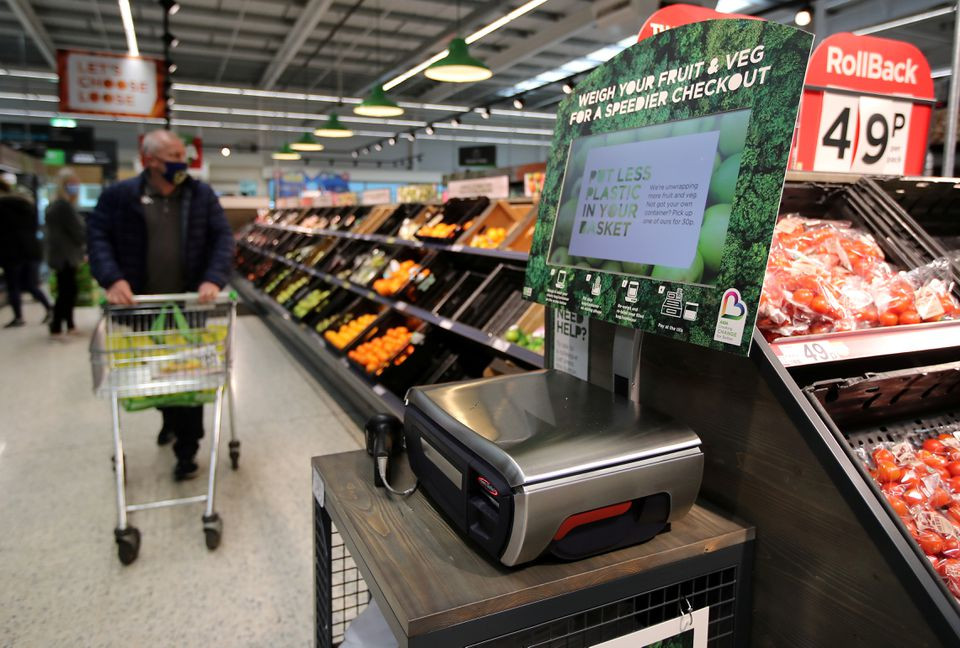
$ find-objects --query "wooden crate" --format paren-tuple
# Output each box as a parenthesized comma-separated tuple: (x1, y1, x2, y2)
(457, 199, 535, 248)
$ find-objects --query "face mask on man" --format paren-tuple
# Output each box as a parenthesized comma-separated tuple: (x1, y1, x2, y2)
(160, 161, 189, 185)
(65, 184, 80, 197)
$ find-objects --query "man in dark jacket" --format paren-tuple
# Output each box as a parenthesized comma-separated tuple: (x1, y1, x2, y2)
(0, 178, 52, 327)
(88, 129, 234, 480)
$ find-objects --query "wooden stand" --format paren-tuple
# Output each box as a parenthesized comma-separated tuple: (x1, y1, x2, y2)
(313, 450, 754, 647)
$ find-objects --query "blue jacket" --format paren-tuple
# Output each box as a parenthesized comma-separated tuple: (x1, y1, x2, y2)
(88, 172, 234, 293)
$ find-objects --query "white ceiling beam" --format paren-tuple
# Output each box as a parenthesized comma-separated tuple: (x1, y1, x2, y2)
(258, 0, 336, 89)
(4, 0, 57, 68)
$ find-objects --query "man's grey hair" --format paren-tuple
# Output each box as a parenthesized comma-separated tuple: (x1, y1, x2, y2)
(141, 129, 180, 156)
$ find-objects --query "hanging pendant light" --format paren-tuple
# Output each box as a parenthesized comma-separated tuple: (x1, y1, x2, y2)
(355, 0, 404, 117)
(424, 38, 492, 83)
(354, 84, 404, 117)
(314, 113, 354, 138)
(290, 131, 325, 151)
(272, 143, 301, 161)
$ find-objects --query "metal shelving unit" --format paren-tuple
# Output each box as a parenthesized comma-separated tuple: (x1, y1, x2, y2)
(252, 221, 531, 263)
(237, 240, 544, 368)
(234, 276, 406, 418)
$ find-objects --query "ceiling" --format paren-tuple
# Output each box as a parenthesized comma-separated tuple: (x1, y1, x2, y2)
(0, 0, 958, 160)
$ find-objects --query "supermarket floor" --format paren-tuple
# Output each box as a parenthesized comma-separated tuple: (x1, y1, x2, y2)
(0, 301, 365, 647)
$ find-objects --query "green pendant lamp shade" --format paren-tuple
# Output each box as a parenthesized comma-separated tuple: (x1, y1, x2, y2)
(424, 38, 492, 83)
(290, 131, 325, 151)
(271, 143, 301, 161)
(353, 84, 404, 117)
(314, 113, 354, 138)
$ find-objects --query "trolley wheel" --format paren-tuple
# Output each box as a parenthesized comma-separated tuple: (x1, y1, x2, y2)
(202, 513, 223, 550)
(115, 526, 141, 565)
(228, 440, 240, 470)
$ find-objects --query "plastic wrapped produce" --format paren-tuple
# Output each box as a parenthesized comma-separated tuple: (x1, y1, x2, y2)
(758, 217, 960, 340)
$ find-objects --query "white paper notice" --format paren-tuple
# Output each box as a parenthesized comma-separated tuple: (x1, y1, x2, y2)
(553, 309, 589, 380)
(850, 96, 912, 176)
(813, 92, 859, 172)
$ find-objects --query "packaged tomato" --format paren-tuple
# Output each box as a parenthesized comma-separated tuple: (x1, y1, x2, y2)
(760, 216, 960, 340)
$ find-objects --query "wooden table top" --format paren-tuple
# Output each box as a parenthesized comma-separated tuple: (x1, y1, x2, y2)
(313, 450, 753, 638)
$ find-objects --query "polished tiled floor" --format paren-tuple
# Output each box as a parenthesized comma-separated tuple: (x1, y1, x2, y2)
(0, 302, 363, 647)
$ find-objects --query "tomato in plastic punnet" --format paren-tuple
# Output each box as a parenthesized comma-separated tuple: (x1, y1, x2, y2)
(792, 288, 814, 306)
(904, 518, 920, 538)
(948, 462, 960, 478)
(924, 439, 948, 455)
(880, 311, 899, 327)
(904, 488, 927, 507)
(876, 461, 903, 483)
(885, 494, 910, 517)
(943, 537, 960, 559)
(900, 310, 922, 325)
(873, 448, 897, 464)
(937, 466, 953, 482)
(918, 530, 946, 555)
(810, 295, 831, 315)
(939, 557, 960, 576)
(948, 476, 960, 493)
(930, 487, 953, 509)
(919, 449, 948, 469)
(948, 504, 960, 527)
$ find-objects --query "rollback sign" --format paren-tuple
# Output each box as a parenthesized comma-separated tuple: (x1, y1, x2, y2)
(792, 33, 933, 175)
(522, 20, 812, 356)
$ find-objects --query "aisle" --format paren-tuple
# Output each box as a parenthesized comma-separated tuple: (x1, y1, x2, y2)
(0, 302, 363, 647)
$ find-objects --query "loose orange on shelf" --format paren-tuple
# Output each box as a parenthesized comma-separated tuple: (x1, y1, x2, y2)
(324, 313, 378, 349)
(373, 259, 422, 296)
(349, 326, 414, 374)
(469, 226, 508, 249)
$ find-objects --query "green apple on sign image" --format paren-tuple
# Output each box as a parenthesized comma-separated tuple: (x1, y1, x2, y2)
(524, 19, 813, 355)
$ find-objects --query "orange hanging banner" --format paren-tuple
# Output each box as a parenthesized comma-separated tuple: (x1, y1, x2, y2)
(58, 49, 166, 119)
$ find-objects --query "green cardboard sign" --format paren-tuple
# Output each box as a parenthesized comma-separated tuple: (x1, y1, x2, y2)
(522, 20, 813, 355)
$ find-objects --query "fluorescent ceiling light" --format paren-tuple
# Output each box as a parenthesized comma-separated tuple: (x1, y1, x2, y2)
(853, 6, 955, 36)
(0, 71, 553, 119)
(497, 35, 635, 98)
(0, 108, 553, 146)
(383, 0, 550, 91)
(434, 122, 552, 136)
(118, 0, 139, 57)
(0, 68, 58, 81)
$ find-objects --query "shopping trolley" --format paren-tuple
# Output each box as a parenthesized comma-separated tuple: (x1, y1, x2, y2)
(90, 292, 240, 565)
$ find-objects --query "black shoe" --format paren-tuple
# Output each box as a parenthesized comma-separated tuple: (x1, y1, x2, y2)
(157, 427, 174, 446)
(3, 319, 24, 328)
(174, 460, 199, 481)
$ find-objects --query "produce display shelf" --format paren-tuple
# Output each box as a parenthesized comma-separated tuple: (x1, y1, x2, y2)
(237, 241, 545, 369)
(770, 319, 960, 368)
(233, 276, 405, 418)
(252, 221, 530, 263)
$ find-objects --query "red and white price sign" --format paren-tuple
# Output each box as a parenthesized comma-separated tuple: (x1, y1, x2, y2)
(58, 49, 166, 119)
(637, 3, 759, 42)
(793, 33, 933, 176)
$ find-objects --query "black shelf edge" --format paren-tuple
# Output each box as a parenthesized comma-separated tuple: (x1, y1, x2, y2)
(233, 276, 405, 418)
(238, 241, 544, 369)
(253, 221, 530, 263)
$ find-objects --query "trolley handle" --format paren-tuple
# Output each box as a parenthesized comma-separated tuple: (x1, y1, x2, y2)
(100, 290, 238, 308)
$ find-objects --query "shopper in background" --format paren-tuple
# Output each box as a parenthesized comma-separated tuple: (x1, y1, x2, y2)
(0, 177, 52, 328)
(88, 129, 234, 480)
(45, 168, 86, 336)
